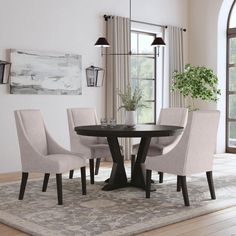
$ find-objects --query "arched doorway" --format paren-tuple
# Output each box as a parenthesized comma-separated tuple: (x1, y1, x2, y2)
(226, 0, 236, 152)
(217, 0, 235, 153)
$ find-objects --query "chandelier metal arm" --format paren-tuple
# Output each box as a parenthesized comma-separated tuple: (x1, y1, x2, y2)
(95, 0, 166, 56)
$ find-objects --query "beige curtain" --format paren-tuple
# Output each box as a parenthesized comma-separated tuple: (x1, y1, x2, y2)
(105, 16, 132, 160)
(168, 26, 186, 107)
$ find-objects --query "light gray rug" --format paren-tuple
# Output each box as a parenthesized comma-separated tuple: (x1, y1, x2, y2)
(0, 154, 236, 236)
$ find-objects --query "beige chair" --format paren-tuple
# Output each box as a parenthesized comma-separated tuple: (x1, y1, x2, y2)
(145, 110, 220, 206)
(67, 108, 112, 184)
(132, 107, 188, 182)
(15, 109, 86, 205)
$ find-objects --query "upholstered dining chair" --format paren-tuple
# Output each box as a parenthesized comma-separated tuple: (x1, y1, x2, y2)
(15, 109, 86, 205)
(145, 110, 220, 206)
(67, 107, 113, 184)
(132, 107, 188, 182)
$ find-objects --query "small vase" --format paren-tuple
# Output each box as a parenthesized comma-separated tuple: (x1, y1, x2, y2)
(125, 110, 137, 128)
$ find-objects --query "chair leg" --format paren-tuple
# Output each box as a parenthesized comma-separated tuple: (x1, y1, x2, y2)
(95, 158, 101, 175)
(56, 174, 63, 205)
(42, 173, 50, 192)
(69, 170, 74, 179)
(146, 169, 152, 198)
(158, 172, 163, 183)
(89, 159, 95, 184)
(131, 154, 136, 176)
(19, 172, 28, 200)
(206, 171, 216, 200)
(180, 176, 190, 206)
(177, 175, 181, 192)
(81, 167, 86, 195)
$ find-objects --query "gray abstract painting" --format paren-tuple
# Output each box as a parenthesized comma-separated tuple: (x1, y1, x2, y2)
(10, 49, 82, 95)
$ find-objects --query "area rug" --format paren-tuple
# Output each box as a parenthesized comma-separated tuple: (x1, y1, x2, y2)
(0, 154, 236, 236)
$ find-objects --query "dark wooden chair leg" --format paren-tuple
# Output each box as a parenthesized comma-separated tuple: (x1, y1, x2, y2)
(19, 172, 28, 200)
(180, 176, 190, 206)
(131, 154, 136, 176)
(81, 167, 86, 195)
(95, 158, 101, 175)
(158, 172, 163, 183)
(69, 170, 74, 179)
(42, 173, 50, 192)
(56, 174, 63, 205)
(177, 175, 181, 192)
(89, 159, 95, 184)
(206, 171, 216, 200)
(146, 169, 152, 198)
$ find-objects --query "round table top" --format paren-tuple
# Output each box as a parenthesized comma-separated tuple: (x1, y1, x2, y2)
(75, 124, 183, 138)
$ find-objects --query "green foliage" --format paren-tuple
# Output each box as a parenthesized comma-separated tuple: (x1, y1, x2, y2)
(172, 64, 221, 110)
(118, 84, 146, 111)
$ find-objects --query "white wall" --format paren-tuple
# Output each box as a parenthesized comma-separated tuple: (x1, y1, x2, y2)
(188, 0, 230, 153)
(189, 0, 223, 71)
(188, 0, 223, 111)
(0, 0, 189, 173)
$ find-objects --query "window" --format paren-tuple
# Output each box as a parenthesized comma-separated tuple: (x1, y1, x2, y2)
(229, 1, 236, 28)
(131, 31, 156, 124)
(226, 0, 236, 152)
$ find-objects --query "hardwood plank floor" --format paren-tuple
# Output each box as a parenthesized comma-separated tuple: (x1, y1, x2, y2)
(137, 207, 236, 236)
(0, 165, 236, 236)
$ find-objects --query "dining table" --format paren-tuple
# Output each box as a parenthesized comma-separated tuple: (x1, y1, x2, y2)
(75, 124, 183, 191)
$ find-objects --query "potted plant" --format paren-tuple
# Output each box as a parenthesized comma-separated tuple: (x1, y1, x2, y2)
(172, 64, 221, 110)
(118, 84, 146, 127)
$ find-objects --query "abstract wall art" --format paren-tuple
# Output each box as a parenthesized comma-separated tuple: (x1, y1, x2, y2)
(10, 49, 82, 95)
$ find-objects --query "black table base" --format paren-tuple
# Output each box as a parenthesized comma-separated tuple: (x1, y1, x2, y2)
(102, 137, 127, 191)
(75, 124, 183, 192)
(102, 136, 151, 191)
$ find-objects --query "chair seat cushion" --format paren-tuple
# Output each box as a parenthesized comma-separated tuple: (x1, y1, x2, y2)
(97, 137, 108, 144)
(132, 143, 163, 156)
(37, 154, 86, 174)
(89, 144, 111, 158)
(145, 155, 180, 175)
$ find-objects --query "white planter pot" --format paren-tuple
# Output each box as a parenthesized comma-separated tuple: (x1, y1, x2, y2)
(125, 110, 137, 127)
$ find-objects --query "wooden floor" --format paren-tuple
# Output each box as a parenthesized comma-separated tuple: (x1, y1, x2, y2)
(0, 169, 236, 236)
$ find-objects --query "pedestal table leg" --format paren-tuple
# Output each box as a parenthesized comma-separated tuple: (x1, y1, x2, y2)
(102, 137, 128, 191)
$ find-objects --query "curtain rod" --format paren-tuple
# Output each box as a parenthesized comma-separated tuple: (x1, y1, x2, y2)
(103, 15, 187, 32)
(130, 20, 187, 32)
(131, 19, 167, 29)
(103, 15, 166, 28)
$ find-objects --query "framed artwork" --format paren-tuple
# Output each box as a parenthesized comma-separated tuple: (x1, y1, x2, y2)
(10, 49, 82, 95)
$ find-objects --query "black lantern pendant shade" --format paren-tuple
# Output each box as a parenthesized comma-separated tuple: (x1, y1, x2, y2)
(94, 37, 110, 47)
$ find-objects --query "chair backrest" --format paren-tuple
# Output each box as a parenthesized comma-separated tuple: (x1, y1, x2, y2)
(146, 110, 220, 176)
(15, 109, 48, 157)
(67, 108, 99, 154)
(183, 110, 220, 175)
(158, 107, 188, 126)
(69, 108, 99, 126)
(155, 107, 188, 146)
